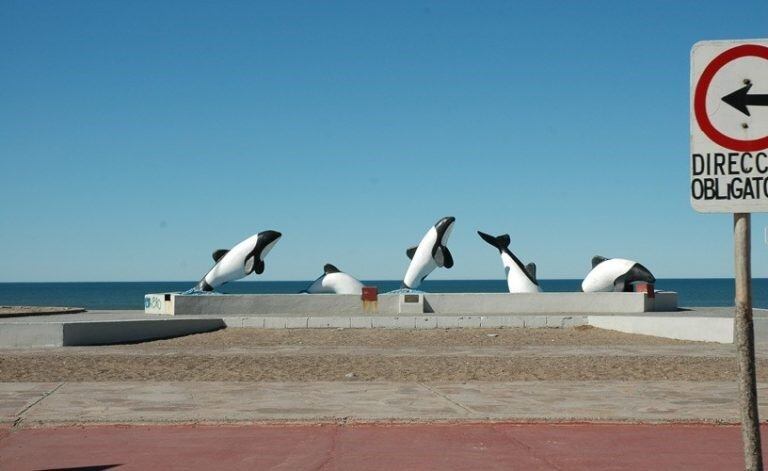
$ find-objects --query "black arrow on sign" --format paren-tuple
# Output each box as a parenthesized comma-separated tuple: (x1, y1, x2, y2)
(722, 83, 768, 117)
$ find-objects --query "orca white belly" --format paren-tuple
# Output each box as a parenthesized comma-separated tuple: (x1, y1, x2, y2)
(403, 227, 439, 289)
(581, 258, 636, 292)
(307, 273, 364, 295)
(501, 253, 540, 293)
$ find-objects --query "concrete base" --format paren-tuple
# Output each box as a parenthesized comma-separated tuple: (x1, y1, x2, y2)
(589, 313, 734, 343)
(146, 291, 679, 316)
(220, 314, 586, 329)
(398, 293, 424, 314)
(0, 311, 225, 348)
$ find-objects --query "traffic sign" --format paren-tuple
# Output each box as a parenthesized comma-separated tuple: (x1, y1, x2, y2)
(692, 40, 767, 470)
(691, 39, 768, 213)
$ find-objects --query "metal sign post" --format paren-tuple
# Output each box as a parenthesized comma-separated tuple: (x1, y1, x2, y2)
(691, 40, 768, 470)
(734, 212, 763, 470)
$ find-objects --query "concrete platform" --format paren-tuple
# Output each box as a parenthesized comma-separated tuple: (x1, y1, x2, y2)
(0, 311, 225, 348)
(0, 306, 762, 347)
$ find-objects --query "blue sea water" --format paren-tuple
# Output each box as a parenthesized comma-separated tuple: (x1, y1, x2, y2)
(0, 279, 766, 310)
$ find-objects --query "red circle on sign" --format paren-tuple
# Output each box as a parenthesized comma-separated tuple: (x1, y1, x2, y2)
(694, 44, 768, 152)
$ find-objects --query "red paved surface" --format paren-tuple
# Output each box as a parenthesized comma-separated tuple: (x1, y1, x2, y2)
(0, 423, 766, 470)
(0, 425, 10, 447)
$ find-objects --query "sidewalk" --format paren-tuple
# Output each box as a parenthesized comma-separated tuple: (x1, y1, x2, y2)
(3, 381, 768, 425)
(3, 380, 768, 469)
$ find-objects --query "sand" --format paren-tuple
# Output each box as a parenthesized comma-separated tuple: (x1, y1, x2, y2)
(143, 325, 698, 347)
(1, 326, 756, 383)
(0, 306, 85, 317)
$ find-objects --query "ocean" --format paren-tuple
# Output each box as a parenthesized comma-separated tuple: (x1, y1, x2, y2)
(0, 279, 766, 310)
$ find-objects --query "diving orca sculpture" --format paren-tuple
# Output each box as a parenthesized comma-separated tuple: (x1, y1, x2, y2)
(402, 216, 456, 290)
(194, 230, 282, 291)
(581, 256, 655, 292)
(477, 231, 540, 293)
(304, 264, 364, 295)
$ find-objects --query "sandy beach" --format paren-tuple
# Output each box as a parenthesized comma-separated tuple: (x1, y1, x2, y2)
(0, 306, 84, 317)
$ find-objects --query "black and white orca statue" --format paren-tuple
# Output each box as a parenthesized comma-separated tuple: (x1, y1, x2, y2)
(477, 231, 540, 293)
(303, 264, 364, 295)
(194, 230, 282, 292)
(581, 256, 655, 292)
(402, 216, 456, 290)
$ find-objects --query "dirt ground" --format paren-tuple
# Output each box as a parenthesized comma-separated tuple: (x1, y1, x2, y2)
(0, 327, 757, 383)
(0, 306, 84, 317)
(144, 325, 697, 347)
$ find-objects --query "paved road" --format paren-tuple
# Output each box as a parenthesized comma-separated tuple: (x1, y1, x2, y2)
(1, 422, 766, 470)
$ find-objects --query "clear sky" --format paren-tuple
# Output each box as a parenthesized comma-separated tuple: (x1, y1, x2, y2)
(3, 0, 768, 282)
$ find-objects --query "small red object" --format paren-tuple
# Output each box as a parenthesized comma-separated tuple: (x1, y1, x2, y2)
(361, 287, 378, 301)
(634, 283, 655, 298)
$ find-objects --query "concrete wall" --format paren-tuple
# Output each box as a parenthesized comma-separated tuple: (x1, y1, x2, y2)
(219, 314, 588, 329)
(150, 292, 677, 316)
(424, 293, 648, 314)
(173, 294, 399, 316)
(0, 318, 226, 348)
(752, 318, 768, 345)
(588, 314, 734, 343)
(145, 293, 174, 315)
(62, 319, 225, 346)
(644, 292, 678, 312)
(0, 323, 64, 348)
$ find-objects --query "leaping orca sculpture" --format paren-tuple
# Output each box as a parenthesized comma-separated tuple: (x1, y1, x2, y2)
(194, 230, 282, 291)
(477, 231, 540, 293)
(402, 216, 456, 290)
(303, 264, 364, 295)
(581, 256, 655, 292)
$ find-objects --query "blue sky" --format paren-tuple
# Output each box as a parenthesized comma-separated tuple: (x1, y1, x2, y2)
(2, 0, 768, 282)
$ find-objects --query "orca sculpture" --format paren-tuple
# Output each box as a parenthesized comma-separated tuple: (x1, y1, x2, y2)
(477, 231, 540, 293)
(581, 256, 655, 292)
(402, 216, 456, 290)
(194, 230, 282, 291)
(304, 264, 364, 295)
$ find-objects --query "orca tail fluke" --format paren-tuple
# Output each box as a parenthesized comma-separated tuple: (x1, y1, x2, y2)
(477, 231, 510, 252)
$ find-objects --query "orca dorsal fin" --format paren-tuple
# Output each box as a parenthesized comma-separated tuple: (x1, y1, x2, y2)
(525, 263, 537, 281)
(212, 249, 229, 263)
(592, 256, 609, 268)
(435, 246, 454, 269)
(406, 246, 418, 260)
(324, 263, 340, 274)
(477, 231, 510, 251)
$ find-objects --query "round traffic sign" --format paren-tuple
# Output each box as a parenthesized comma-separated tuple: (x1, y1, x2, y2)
(693, 44, 768, 152)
